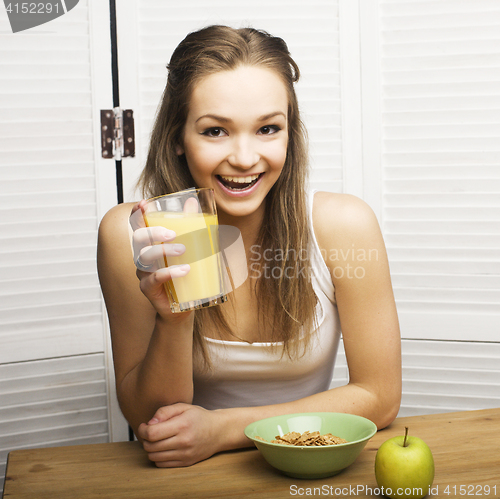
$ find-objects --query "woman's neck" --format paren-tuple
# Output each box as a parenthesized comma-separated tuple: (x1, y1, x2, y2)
(217, 202, 265, 252)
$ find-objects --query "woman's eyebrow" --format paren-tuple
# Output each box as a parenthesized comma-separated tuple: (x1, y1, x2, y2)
(196, 114, 231, 123)
(258, 111, 286, 121)
(195, 111, 286, 123)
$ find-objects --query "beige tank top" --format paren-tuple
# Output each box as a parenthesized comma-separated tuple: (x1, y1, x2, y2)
(192, 191, 342, 409)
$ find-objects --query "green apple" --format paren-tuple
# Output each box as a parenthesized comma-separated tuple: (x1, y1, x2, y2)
(375, 427, 434, 499)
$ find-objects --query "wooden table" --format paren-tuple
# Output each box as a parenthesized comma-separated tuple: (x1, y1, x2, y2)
(3, 408, 499, 498)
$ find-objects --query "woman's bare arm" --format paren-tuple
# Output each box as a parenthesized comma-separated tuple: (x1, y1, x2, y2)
(97, 202, 196, 434)
(203, 192, 402, 451)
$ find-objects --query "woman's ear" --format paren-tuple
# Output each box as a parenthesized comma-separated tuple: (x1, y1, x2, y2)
(175, 144, 184, 155)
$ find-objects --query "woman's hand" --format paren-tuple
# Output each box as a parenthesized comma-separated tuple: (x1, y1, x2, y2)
(129, 200, 190, 318)
(137, 404, 225, 468)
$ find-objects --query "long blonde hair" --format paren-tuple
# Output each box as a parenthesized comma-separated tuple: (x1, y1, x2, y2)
(139, 25, 317, 361)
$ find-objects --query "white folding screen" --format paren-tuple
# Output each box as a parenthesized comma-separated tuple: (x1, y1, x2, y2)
(373, 0, 500, 415)
(0, 1, 112, 364)
(0, 0, 119, 490)
(378, 0, 500, 342)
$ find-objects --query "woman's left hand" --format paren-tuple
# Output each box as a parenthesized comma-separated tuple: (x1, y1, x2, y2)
(137, 403, 224, 467)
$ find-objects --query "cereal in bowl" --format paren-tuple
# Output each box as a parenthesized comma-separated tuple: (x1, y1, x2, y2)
(257, 430, 347, 446)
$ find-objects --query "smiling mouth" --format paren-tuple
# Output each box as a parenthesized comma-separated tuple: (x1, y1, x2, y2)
(216, 173, 263, 190)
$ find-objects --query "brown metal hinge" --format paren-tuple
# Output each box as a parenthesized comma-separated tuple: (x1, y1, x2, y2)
(100, 108, 135, 159)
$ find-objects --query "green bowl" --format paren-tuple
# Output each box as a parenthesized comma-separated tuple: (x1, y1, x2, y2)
(244, 412, 377, 479)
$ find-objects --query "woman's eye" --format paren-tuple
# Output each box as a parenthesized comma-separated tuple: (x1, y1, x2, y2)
(258, 125, 281, 135)
(202, 127, 227, 137)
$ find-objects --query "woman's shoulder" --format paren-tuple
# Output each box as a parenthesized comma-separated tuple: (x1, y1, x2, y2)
(98, 202, 137, 241)
(97, 202, 137, 267)
(97, 202, 139, 293)
(312, 191, 379, 232)
(311, 191, 381, 253)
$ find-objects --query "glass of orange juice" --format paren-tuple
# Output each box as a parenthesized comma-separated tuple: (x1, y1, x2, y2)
(143, 188, 228, 313)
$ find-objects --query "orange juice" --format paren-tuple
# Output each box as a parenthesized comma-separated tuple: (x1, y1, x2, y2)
(145, 211, 225, 307)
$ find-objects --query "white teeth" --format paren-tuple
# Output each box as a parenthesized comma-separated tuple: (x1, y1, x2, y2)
(220, 174, 260, 183)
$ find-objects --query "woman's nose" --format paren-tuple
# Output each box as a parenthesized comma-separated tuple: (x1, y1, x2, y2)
(228, 136, 259, 169)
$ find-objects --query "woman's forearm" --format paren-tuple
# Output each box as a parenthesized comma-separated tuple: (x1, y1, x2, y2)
(215, 382, 400, 453)
(117, 313, 195, 431)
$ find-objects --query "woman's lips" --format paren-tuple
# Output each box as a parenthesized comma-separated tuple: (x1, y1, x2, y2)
(216, 173, 264, 197)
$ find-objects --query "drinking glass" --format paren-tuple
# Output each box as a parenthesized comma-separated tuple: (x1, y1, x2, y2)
(143, 188, 228, 313)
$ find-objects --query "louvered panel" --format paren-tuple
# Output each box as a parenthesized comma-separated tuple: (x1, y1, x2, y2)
(0, 92, 92, 109)
(387, 207, 500, 220)
(385, 220, 498, 234)
(0, 118, 91, 137)
(388, 247, 499, 265)
(379, 1, 500, 342)
(2, 107, 91, 122)
(1, 421, 108, 453)
(2, 244, 98, 266)
(388, 236, 500, 253)
(386, 178, 500, 193)
(389, 260, 499, 275)
(0, 0, 101, 367)
(0, 190, 96, 209)
(398, 339, 500, 417)
(0, 164, 96, 182)
(4, 63, 91, 80)
(2, 231, 96, 252)
(395, 287, 500, 305)
(403, 337, 500, 364)
(0, 354, 109, 493)
(0, 382, 107, 422)
(1, 273, 98, 294)
(396, 301, 497, 315)
(384, 152, 499, 166)
(384, 108, 500, 125)
(2, 149, 94, 165)
(332, 339, 500, 415)
(0, 394, 108, 422)
(385, 192, 500, 204)
(392, 273, 499, 289)
(0, 286, 101, 311)
(385, 163, 500, 182)
(0, 260, 97, 282)
(0, 311, 104, 359)
(136, 0, 342, 193)
(404, 380, 499, 399)
(385, 123, 500, 140)
(399, 393, 500, 417)
(403, 367, 500, 387)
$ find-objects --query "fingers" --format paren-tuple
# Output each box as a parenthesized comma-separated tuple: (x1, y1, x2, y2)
(129, 200, 147, 230)
(146, 448, 194, 468)
(138, 266, 190, 303)
(183, 196, 199, 214)
(134, 225, 176, 248)
(136, 241, 185, 271)
(149, 403, 190, 425)
(137, 403, 191, 445)
(131, 210, 184, 272)
(138, 418, 197, 468)
(142, 438, 197, 468)
(137, 404, 216, 468)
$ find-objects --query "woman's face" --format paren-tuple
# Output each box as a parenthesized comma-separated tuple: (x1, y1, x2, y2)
(177, 65, 289, 220)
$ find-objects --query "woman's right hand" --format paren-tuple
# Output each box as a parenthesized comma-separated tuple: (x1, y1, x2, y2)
(129, 200, 190, 319)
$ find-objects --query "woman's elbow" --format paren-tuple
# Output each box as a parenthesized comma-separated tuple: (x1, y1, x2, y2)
(375, 390, 401, 430)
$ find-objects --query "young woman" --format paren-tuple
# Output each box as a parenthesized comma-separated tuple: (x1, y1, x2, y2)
(97, 25, 401, 468)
